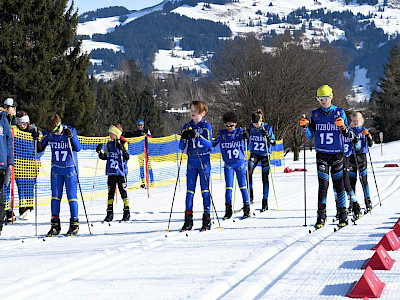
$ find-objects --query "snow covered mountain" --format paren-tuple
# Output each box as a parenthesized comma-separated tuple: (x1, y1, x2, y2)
(78, 0, 400, 101)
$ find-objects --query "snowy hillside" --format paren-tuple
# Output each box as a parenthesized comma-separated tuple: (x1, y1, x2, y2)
(78, 0, 400, 99)
(1, 141, 400, 299)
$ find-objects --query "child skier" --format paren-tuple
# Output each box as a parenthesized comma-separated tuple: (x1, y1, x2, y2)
(349, 112, 373, 212)
(179, 100, 213, 231)
(247, 109, 276, 212)
(96, 124, 130, 222)
(300, 85, 350, 229)
(213, 111, 250, 219)
(32, 113, 82, 236)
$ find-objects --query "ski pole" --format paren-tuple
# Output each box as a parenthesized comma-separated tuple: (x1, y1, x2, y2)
(302, 115, 307, 226)
(263, 135, 279, 211)
(365, 133, 382, 206)
(67, 137, 92, 235)
(166, 140, 187, 232)
(34, 139, 38, 236)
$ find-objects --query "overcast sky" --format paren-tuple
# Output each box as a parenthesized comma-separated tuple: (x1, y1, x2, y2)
(69, 0, 163, 14)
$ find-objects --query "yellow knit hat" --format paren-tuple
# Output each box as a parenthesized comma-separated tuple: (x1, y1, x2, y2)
(317, 85, 333, 98)
(108, 125, 122, 139)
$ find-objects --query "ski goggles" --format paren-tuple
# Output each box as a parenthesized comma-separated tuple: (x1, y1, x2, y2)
(50, 122, 62, 133)
(316, 96, 331, 102)
(225, 123, 236, 128)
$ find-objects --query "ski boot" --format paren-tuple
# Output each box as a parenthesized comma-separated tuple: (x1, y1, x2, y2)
(337, 207, 348, 228)
(223, 203, 233, 220)
(260, 199, 268, 212)
(121, 206, 130, 222)
(315, 205, 326, 229)
(47, 218, 61, 237)
(104, 204, 113, 222)
(66, 218, 79, 236)
(201, 212, 211, 231)
(250, 188, 254, 204)
(181, 211, 193, 231)
(19, 207, 33, 220)
(365, 198, 372, 213)
(5, 210, 16, 224)
(352, 202, 361, 221)
(242, 204, 251, 219)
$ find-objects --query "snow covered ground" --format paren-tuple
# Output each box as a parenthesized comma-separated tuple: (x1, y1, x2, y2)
(1, 141, 400, 299)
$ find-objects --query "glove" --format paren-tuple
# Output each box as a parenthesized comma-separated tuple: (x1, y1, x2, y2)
(181, 130, 190, 140)
(96, 143, 103, 152)
(31, 128, 40, 140)
(4, 166, 12, 187)
(334, 117, 345, 128)
(64, 127, 73, 139)
(351, 133, 359, 144)
(116, 140, 125, 151)
(189, 129, 200, 139)
(261, 127, 270, 138)
(300, 118, 309, 128)
(362, 128, 371, 137)
(242, 129, 250, 140)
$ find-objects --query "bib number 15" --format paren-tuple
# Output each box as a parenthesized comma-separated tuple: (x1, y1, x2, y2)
(319, 133, 334, 145)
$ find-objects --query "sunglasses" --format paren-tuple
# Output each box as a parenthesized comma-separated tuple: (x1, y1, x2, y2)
(225, 124, 236, 128)
(51, 122, 62, 133)
(316, 96, 331, 102)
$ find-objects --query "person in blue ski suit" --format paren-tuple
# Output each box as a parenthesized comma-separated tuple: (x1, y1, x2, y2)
(341, 119, 362, 220)
(247, 109, 276, 212)
(179, 100, 213, 231)
(33, 113, 82, 236)
(96, 124, 130, 222)
(0, 109, 14, 235)
(213, 111, 250, 219)
(349, 112, 373, 212)
(300, 85, 350, 229)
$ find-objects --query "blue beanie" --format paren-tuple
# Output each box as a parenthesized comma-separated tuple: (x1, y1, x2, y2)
(137, 119, 144, 125)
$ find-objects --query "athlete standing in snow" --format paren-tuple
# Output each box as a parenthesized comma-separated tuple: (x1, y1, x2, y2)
(213, 111, 250, 219)
(32, 113, 82, 236)
(247, 109, 276, 212)
(300, 85, 350, 229)
(0, 109, 14, 235)
(349, 112, 373, 212)
(179, 100, 213, 231)
(96, 124, 130, 222)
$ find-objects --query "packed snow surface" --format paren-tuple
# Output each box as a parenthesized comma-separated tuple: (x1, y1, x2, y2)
(2, 141, 400, 299)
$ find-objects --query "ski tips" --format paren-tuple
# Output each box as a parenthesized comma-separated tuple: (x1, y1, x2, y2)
(219, 227, 224, 230)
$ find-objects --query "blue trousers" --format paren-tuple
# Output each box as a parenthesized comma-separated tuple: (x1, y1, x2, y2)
(224, 161, 249, 205)
(51, 166, 78, 220)
(185, 155, 211, 213)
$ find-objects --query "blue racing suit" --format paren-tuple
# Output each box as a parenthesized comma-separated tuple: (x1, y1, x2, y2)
(179, 120, 213, 213)
(39, 125, 82, 220)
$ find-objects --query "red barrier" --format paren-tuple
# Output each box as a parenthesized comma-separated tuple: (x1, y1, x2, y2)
(384, 164, 399, 167)
(293, 168, 307, 172)
(372, 230, 400, 251)
(362, 245, 395, 271)
(347, 266, 385, 298)
(393, 221, 400, 236)
(283, 167, 293, 173)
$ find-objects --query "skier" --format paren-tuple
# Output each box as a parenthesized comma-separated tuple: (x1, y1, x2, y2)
(0, 109, 14, 235)
(125, 119, 153, 188)
(96, 124, 130, 222)
(32, 113, 82, 236)
(349, 112, 373, 212)
(247, 109, 276, 212)
(300, 85, 350, 229)
(3, 98, 17, 222)
(341, 114, 362, 220)
(213, 111, 250, 219)
(179, 100, 213, 231)
(15, 111, 42, 219)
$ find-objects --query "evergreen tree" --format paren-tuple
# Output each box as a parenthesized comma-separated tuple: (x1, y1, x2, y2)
(0, 0, 94, 133)
(372, 44, 400, 141)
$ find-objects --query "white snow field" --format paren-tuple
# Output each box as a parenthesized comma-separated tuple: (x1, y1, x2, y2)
(1, 141, 400, 299)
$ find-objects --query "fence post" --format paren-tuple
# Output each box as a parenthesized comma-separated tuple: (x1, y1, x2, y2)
(11, 127, 15, 223)
(144, 136, 150, 198)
